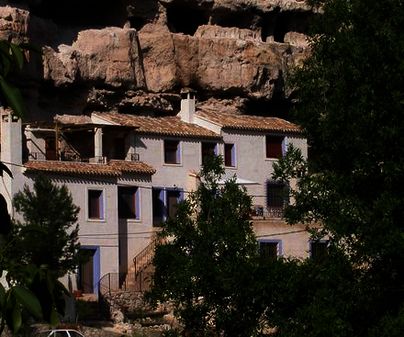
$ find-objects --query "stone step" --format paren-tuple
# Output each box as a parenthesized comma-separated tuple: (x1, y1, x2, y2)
(126, 309, 169, 320)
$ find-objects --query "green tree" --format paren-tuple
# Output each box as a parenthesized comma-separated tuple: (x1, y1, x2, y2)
(1, 40, 71, 335)
(268, 0, 404, 336)
(0, 40, 50, 336)
(8, 175, 80, 277)
(148, 156, 262, 337)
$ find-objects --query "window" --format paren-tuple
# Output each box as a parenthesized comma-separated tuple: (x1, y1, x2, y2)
(88, 189, 104, 220)
(152, 188, 183, 226)
(164, 140, 181, 164)
(53, 332, 68, 337)
(259, 240, 282, 260)
(310, 241, 328, 261)
(266, 135, 284, 159)
(201, 142, 217, 164)
(224, 143, 235, 167)
(118, 186, 139, 219)
(267, 181, 288, 217)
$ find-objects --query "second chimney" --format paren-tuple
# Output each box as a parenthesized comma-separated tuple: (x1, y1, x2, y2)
(179, 88, 196, 124)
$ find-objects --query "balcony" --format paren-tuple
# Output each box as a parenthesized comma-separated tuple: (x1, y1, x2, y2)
(251, 205, 285, 219)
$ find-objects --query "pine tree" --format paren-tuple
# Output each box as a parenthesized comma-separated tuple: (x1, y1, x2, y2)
(9, 175, 80, 277)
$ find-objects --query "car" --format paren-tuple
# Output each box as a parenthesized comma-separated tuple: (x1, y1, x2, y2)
(35, 329, 85, 337)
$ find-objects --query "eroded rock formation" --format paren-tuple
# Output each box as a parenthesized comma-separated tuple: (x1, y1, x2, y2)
(0, 0, 315, 120)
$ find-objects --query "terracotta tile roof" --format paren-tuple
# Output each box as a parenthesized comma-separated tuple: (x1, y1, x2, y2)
(24, 160, 155, 176)
(92, 112, 220, 139)
(196, 110, 302, 134)
(108, 160, 156, 175)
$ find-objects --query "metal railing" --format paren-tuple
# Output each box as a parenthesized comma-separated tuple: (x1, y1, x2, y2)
(99, 272, 134, 295)
(98, 271, 154, 295)
(133, 238, 158, 276)
(130, 153, 140, 161)
(251, 205, 285, 219)
(89, 156, 108, 164)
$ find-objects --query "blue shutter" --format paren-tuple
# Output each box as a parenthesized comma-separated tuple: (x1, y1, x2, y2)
(282, 137, 287, 156)
(160, 189, 166, 220)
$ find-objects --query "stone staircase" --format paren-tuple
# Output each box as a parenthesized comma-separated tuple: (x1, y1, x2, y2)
(126, 238, 158, 292)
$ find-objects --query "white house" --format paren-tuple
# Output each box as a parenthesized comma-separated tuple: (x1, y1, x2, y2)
(0, 91, 314, 296)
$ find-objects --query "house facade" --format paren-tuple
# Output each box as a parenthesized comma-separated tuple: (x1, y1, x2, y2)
(0, 92, 312, 295)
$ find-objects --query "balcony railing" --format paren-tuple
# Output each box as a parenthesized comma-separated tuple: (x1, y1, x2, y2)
(130, 153, 140, 161)
(251, 205, 285, 219)
(89, 156, 108, 164)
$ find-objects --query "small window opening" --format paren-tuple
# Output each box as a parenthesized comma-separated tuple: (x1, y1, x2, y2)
(224, 143, 235, 167)
(266, 135, 284, 159)
(88, 190, 104, 220)
(164, 140, 180, 164)
(118, 187, 139, 219)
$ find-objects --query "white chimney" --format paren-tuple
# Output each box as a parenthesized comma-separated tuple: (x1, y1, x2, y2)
(179, 88, 196, 124)
(0, 107, 23, 215)
(0, 108, 22, 168)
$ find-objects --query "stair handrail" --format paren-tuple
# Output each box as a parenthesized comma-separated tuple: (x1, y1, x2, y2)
(133, 238, 159, 276)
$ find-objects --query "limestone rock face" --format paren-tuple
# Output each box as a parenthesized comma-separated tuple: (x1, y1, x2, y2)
(0, 6, 29, 42)
(0, 0, 315, 118)
(212, 0, 310, 12)
(140, 24, 307, 99)
(43, 27, 146, 89)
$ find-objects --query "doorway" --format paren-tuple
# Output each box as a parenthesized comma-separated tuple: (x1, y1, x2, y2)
(78, 247, 100, 294)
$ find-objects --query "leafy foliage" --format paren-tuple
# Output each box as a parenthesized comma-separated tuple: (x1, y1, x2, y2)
(269, 0, 404, 336)
(0, 39, 70, 335)
(7, 175, 80, 277)
(148, 156, 262, 337)
(1, 176, 78, 333)
(0, 40, 32, 117)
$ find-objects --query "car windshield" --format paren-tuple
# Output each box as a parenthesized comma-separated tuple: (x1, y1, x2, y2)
(68, 331, 84, 337)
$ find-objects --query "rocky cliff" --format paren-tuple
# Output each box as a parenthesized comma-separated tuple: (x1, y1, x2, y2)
(0, 0, 314, 121)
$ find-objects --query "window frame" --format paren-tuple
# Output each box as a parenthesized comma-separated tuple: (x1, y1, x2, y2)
(117, 186, 140, 220)
(266, 180, 289, 208)
(163, 139, 181, 165)
(152, 187, 184, 226)
(201, 141, 218, 165)
(87, 188, 105, 221)
(224, 143, 236, 168)
(309, 240, 329, 260)
(265, 135, 286, 160)
(258, 239, 283, 260)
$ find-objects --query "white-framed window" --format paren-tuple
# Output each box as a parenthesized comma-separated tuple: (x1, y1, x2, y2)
(118, 186, 140, 220)
(266, 135, 286, 159)
(164, 140, 181, 164)
(259, 240, 282, 260)
(88, 189, 105, 220)
(224, 143, 236, 167)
